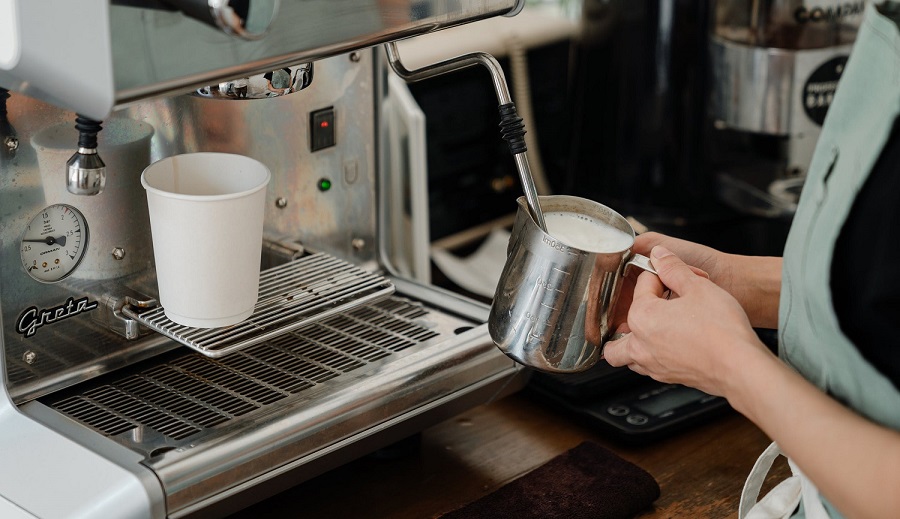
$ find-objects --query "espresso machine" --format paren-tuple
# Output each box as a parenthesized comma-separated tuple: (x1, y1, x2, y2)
(710, 0, 865, 218)
(0, 2, 533, 517)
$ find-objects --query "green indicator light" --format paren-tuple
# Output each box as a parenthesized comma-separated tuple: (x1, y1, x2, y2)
(318, 178, 332, 192)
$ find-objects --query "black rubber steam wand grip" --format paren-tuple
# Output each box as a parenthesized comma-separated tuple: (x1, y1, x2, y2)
(74, 115, 102, 149)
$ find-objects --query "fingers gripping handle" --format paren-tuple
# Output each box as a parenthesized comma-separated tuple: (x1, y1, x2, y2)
(625, 253, 657, 276)
(624, 253, 672, 301)
(602, 255, 662, 354)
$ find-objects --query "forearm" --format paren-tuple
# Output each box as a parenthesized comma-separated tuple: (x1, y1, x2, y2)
(726, 347, 900, 519)
(725, 255, 782, 329)
(633, 233, 782, 328)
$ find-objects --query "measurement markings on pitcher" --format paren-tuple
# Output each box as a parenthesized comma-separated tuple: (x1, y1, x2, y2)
(535, 277, 564, 293)
(541, 235, 579, 256)
(534, 267, 569, 294)
(513, 311, 542, 342)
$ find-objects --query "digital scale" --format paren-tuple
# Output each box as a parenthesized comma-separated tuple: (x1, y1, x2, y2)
(527, 360, 732, 444)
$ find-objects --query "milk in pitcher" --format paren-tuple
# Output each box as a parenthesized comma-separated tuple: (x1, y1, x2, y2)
(544, 211, 633, 253)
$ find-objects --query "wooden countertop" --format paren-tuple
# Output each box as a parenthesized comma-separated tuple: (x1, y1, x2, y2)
(234, 390, 790, 518)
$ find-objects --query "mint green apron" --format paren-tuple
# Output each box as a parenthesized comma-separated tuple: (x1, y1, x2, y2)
(741, 4, 900, 518)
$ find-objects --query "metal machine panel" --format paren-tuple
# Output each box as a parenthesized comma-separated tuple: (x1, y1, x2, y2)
(0, 52, 380, 403)
(0, 0, 524, 119)
(0, 2, 532, 517)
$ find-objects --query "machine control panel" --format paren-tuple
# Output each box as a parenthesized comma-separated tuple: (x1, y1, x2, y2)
(310, 107, 336, 151)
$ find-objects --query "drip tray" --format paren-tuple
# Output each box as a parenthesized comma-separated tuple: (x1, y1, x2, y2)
(47, 296, 450, 454)
(123, 252, 394, 358)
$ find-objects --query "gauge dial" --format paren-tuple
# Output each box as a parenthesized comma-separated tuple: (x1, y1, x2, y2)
(20, 204, 89, 283)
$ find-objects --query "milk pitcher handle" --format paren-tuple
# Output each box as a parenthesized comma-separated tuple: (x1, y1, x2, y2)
(624, 254, 671, 300)
(624, 253, 658, 276)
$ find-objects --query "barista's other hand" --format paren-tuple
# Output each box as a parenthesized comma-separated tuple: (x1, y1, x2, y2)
(633, 232, 730, 287)
(603, 246, 769, 398)
(611, 232, 716, 331)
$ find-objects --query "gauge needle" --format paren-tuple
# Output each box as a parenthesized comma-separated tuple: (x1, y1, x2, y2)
(23, 235, 67, 247)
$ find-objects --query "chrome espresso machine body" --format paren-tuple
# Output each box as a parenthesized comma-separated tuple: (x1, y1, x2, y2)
(0, 2, 529, 518)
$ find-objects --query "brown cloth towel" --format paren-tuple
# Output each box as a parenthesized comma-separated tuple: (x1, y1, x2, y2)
(440, 441, 660, 519)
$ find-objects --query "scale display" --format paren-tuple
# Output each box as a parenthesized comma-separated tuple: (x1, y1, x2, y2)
(20, 204, 89, 283)
(528, 365, 730, 443)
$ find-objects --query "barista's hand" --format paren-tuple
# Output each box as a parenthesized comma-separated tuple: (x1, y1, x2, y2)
(612, 232, 722, 330)
(633, 232, 732, 287)
(603, 246, 771, 397)
(611, 232, 782, 330)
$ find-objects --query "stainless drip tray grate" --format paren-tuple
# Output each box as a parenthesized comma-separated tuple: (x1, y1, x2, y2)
(123, 253, 394, 357)
(46, 296, 448, 451)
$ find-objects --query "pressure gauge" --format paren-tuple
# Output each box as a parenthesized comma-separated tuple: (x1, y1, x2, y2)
(20, 204, 89, 283)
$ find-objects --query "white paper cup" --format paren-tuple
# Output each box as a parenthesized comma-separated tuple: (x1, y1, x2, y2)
(141, 153, 271, 328)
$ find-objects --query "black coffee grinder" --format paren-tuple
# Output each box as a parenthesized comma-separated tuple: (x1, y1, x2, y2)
(564, 0, 716, 235)
(709, 0, 864, 222)
(563, 0, 863, 256)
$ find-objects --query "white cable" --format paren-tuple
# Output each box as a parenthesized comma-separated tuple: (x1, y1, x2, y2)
(507, 34, 553, 196)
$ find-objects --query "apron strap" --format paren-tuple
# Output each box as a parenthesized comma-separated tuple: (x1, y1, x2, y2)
(740, 442, 831, 519)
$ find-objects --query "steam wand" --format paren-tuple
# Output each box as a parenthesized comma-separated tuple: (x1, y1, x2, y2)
(384, 42, 547, 232)
(66, 115, 106, 195)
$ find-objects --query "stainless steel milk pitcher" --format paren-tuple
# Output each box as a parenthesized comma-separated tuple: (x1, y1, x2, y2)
(488, 195, 656, 373)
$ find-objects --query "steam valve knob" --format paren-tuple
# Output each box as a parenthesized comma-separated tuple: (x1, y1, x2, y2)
(66, 115, 106, 196)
